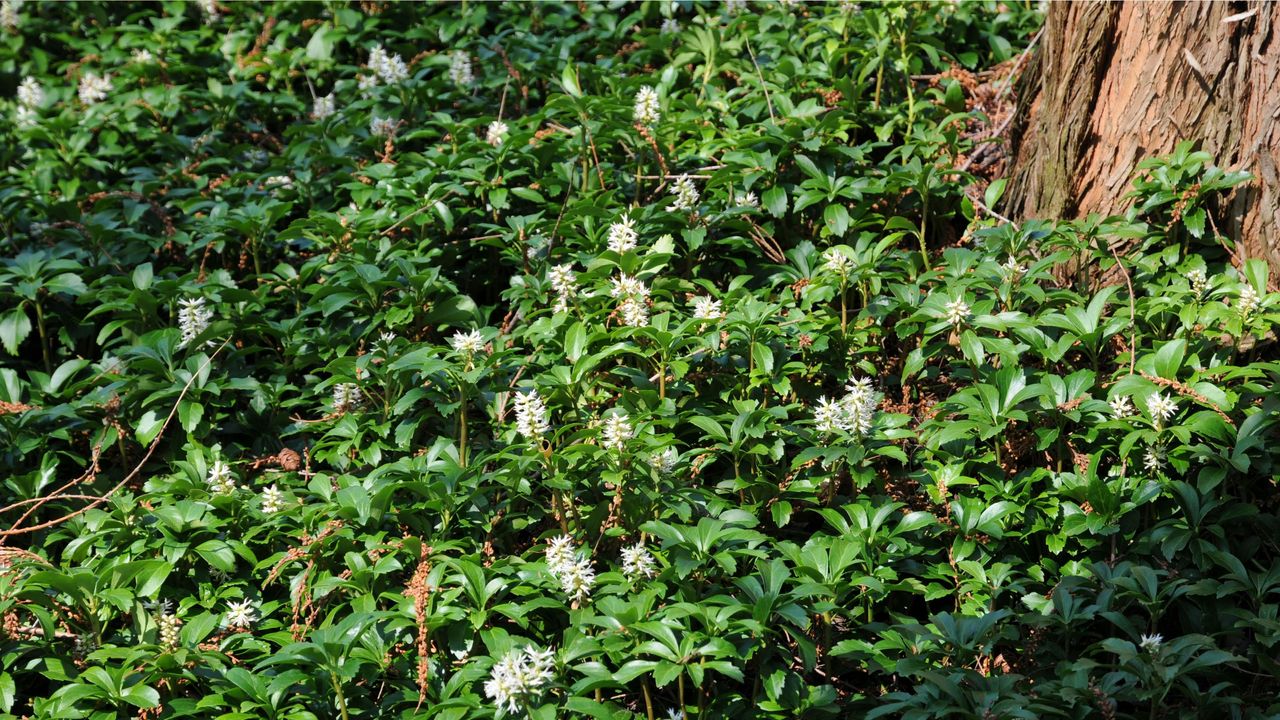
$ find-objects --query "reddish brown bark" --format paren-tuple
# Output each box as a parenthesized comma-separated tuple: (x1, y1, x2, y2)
(1005, 1, 1280, 272)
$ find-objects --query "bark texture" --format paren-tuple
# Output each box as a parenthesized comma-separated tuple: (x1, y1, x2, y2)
(1005, 1, 1280, 272)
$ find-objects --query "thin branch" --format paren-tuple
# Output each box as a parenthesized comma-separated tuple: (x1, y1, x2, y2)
(1, 339, 231, 538)
(970, 195, 1020, 231)
(381, 190, 459, 236)
(995, 25, 1044, 107)
(0, 495, 110, 514)
(1109, 243, 1138, 376)
(744, 36, 776, 122)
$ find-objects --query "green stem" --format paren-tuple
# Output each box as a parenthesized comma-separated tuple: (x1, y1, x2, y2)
(34, 299, 50, 373)
(874, 61, 884, 109)
(635, 156, 643, 204)
(458, 385, 469, 468)
(919, 190, 929, 271)
(697, 660, 706, 716)
(900, 33, 915, 128)
(331, 672, 350, 720)
(840, 285, 848, 335)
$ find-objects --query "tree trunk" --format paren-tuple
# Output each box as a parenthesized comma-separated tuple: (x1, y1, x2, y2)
(1004, 1, 1280, 274)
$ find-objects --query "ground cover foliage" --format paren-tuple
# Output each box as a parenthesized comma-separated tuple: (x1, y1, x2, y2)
(2, 1, 1280, 718)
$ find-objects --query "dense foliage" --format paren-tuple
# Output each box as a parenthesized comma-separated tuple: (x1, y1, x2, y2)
(3, 1, 1280, 719)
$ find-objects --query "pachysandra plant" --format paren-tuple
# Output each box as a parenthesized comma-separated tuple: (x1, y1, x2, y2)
(1, 3, 1278, 720)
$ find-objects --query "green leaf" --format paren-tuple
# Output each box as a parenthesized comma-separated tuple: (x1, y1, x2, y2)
(135, 411, 164, 446)
(135, 560, 173, 598)
(944, 79, 965, 112)
(688, 416, 728, 442)
(1183, 207, 1205, 238)
(132, 263, 154, 289)
(48, 358, 90, 394)
(761, 186, 787, 217)
(120, 683, 160, 708)
(561, 63, 582, 97)
(1153, 339, 1186, 380)
(565, 321, 587, 363)
(179, 401, 203, 434)
(306, 26, 337, 62)
(0, 672, 14, 713)
(902, 348, 925, 380)
(0, 309, 32, 355)
(196, 541, 236, 573)
(751, 342, 774, 375)
(984, 178, 1007, 208)
(770, 500, 792, 528)
(959, 330, 984, 366)
(388, 348, 450, 375)
(823, 204, 850, 236)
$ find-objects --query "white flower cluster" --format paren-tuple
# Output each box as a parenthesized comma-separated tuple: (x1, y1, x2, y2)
(725, 0, 747, 14)
(450, 329, 486, 356)
(1146, 392, 1177, 430)
(661, 18, 680, 34)
(601, 412, 634, 451)
(333, 383, 363, 413)
(610, 274, 648, 299)
(666, 176, 700, 212)
(370, 115, 397, 138)
(513, 389, 550, 441)
(813, 377, 878, 436)
(206, 459, 237, 495)
(548, 264, 577, 313)
(15, 76, 43, 127)
(485, 646, 555, 716)
(132, 48, 155, 64)
(263, 175, 294, 194)
(1236, 285, 1260, 318)
(735, 191, 759, 209)
(157, 612, 181, 650)
(620, 543, 657, 581)
(1001, 256, 1025, 279)
(1143, 444, 1166, 473)
(607, 214, 638, 253)
(822, 248, 854, 279)
(943, 297, 971, 326)
(1, 0, 21, 31)
(260, 485, 286, 514)
(244, 148, 268, 167)
(449, 51, 474, 87)
(649, 447, 678, 474)
(223, 599, 256, 629)
(17, 76, 42, 108)
(78, 72, 112, 106)
(1109, 395, 1133, 418)
(366, 44, 409, 89)
(197, 0, 218, 23)
(633, 85, 660, 126)
(177, 297, 213, 348)
(618, 298, 649, 327)
(610, 274, 650, 327)
(1187, 267, 1208, 297)
(486, 120, 509, 147)
(312, 93, 336, 120)
(1139, 633, 1163, 653)
(545, 535, 595, 604)
(691, 295, 723, 320)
